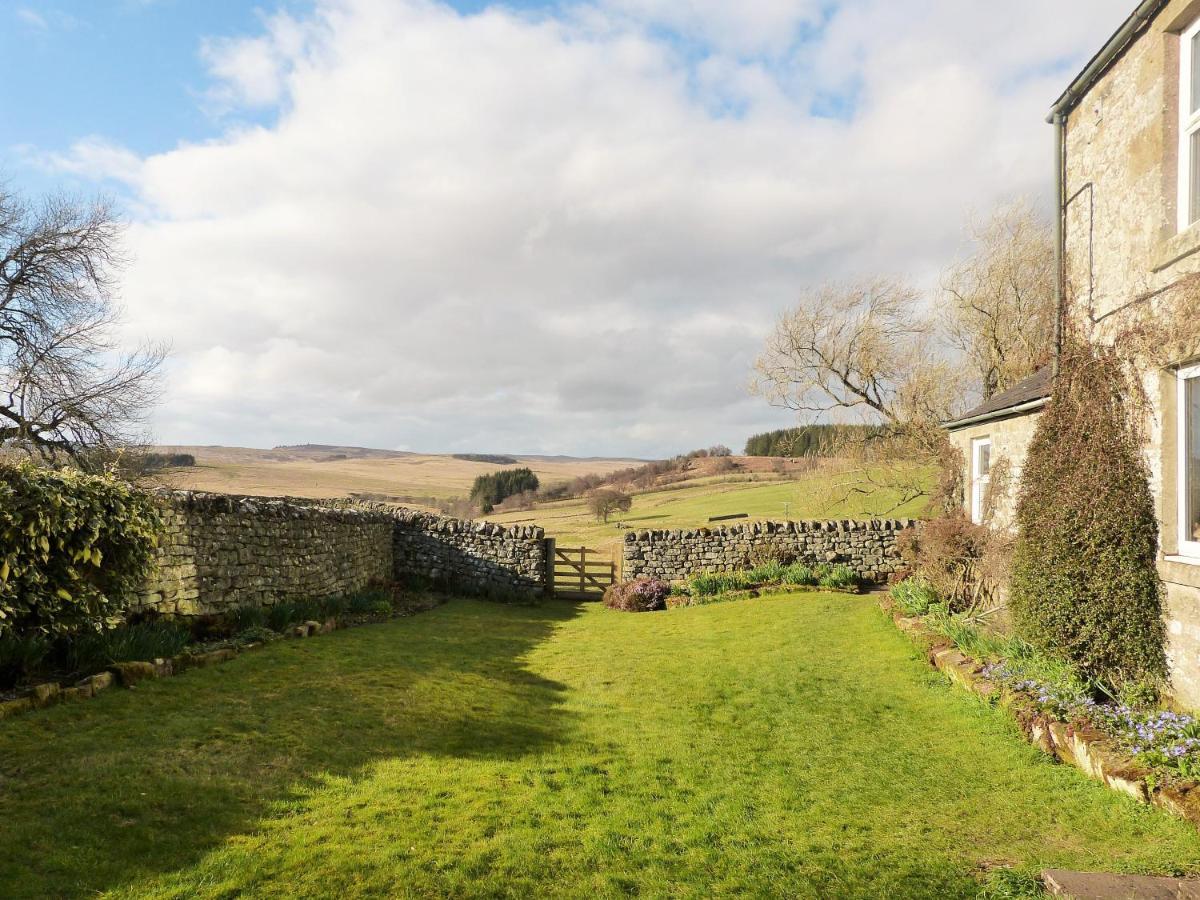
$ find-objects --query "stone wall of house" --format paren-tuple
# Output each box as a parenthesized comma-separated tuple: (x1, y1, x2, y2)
(622, 519, 912, 584)
(391, 509, 547, 598)
(139, 492, 395, 617)
(947, 409, 1043, 534)
(1057, 0, 1200, 711)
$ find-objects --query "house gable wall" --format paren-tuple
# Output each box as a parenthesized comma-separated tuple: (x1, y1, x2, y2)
(1063, 0, 1200, 709)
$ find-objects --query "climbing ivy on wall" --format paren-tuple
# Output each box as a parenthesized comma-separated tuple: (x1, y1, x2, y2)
(1009, 342, 1166, 686)
(0, 462, 161, 637)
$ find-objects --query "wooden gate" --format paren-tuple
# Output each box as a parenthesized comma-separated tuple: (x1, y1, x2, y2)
(550, 544, 616, 600)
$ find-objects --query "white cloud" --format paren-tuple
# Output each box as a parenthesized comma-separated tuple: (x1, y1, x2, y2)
(15, 8, 48, 30)
(40, 0, 1136, 455)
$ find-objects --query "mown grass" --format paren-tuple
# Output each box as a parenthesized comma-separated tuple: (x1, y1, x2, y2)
(2, 595, 1199, 898)
(488, 464, 933, 556)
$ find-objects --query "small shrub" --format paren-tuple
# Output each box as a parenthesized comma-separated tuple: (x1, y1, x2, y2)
(317, 595, 349, 620)
(687, 571, 753, 597)
(781, 563, 817, 586)
(897, 514, 1007, 613)
(603, 577, 671, 612)
(890, 577, 940, 616)
(64, 621, 190, 675)
(817, 564, 859, 591)
(0, 462, 162, 637)
(348, 589, 391, 615)
(0, 632, 53, 687)
(226, 605, 267, 631)
(367, 598, 393, 617)
(233, 625, 280, 646)
(746, 560, 787, 585)
(266, 603, 298, 632)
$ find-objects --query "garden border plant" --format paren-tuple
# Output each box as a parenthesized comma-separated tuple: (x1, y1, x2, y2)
(0, 462, 161, 638)
(882, 577, 1200, 830)
(603, 560, 864, 613)
(1009, 339, 1167, 689)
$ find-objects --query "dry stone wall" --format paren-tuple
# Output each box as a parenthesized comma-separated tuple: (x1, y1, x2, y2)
(391, 509, 546, 598)
(138, 493, 549, 617)
(139, 492, 395, 616)
(622, 519, 913, 584)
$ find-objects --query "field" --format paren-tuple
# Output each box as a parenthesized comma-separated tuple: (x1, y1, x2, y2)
(153, 447, 932, 559)
(151, 445, 640, 504)
(487, 461, 931, 558)
(3, 594, 1199, 898)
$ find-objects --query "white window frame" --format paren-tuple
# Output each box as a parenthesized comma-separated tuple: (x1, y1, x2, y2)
(1178, 364, 1200, 558)
(1179, 18, 1200, 232)
(970, 437, 992, 525)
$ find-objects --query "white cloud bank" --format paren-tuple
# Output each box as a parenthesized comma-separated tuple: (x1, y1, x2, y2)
(48, 0, 1134, 455)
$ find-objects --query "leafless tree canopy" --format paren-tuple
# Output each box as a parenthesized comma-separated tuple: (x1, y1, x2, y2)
(752, 277, 967, 513)
(0, 191, 164, 463)
(942, 198, 1054, 400)
(753, 277, 963, 449)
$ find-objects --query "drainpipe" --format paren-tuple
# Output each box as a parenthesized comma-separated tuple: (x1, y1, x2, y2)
(1052, 111, 1064, 378)
(1044, 0, 1166, 376)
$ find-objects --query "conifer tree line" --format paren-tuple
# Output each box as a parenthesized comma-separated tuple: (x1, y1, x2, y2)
(743, 425, 884, 457)
(468, 468, 540, 513)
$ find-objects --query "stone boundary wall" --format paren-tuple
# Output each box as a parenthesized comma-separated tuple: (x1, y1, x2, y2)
(622, 519, 914, 584)
(139, 494, 550, 617)
(139, 492, 395, 617)
(391, 509, 546, 598)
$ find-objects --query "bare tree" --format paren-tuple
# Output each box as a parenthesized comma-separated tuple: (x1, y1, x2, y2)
(942, 197, 1055, 400)
(587, 488, 633, 523)
(0, 191, 164, 464)
(752, 276, 966, 511)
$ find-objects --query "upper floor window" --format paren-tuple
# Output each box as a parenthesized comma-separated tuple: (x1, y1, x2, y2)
(971, 437, 992, 525)
(1180, 19, 1200, 230)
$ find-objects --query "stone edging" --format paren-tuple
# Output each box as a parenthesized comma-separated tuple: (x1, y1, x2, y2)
(881, 597, 1200, 828)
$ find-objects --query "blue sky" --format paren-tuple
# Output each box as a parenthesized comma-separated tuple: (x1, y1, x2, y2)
(1, 0, 1134, 456)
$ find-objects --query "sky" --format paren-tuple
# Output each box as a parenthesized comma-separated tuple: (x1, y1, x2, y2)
(1, 0, 1136, 457)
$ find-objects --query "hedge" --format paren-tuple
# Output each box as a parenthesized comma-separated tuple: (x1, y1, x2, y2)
(0, 462, 161, 637)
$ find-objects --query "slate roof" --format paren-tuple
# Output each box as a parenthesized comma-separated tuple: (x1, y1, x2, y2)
(944, 366, 1052, 430)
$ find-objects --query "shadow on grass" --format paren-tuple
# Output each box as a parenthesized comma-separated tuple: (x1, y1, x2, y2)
(0, 598, 582, 898)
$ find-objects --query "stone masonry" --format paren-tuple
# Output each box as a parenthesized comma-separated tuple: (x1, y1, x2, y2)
(622, 518, 913, 585)
(139, 492, 394, 616)
(138, 492, 549, 617)
(392, 508, 546, 598)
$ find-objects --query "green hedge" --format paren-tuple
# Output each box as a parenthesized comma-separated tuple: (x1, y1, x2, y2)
(0, 462, 161, 637)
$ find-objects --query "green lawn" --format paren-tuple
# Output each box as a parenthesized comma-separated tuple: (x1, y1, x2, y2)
(487, 467, 932, 556)
(3, 595, 1200, 898)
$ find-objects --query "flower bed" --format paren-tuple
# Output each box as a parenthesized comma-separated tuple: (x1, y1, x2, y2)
(882, 586, 1200, 827)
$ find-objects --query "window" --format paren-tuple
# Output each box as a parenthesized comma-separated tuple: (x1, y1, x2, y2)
(1180, 19, 1200, 230)
(1178, 366, 1200, 556)
(971, 437, 992, 525)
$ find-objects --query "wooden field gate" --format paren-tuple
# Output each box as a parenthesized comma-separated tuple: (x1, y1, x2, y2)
(545, 539, 616, 600)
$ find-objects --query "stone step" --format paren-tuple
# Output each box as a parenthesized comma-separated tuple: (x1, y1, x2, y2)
(1043, 869, 1200, 899)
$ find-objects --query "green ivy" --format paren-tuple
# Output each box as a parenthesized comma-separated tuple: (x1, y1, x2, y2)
(1009, 345, 1167, 686)
(0, 462, 161, 637)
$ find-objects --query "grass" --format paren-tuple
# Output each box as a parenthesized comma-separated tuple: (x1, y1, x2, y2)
(3, 595, 1199, 898)
(487, 463, 933, 557)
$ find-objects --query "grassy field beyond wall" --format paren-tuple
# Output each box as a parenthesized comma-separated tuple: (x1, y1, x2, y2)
(487, 463, 932, 558)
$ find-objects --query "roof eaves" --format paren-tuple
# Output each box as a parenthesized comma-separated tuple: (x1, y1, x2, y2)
(943, 397, 1048, 432)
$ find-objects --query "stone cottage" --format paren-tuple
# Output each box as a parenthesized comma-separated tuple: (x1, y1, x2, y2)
(948, 0, 1200, 708)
